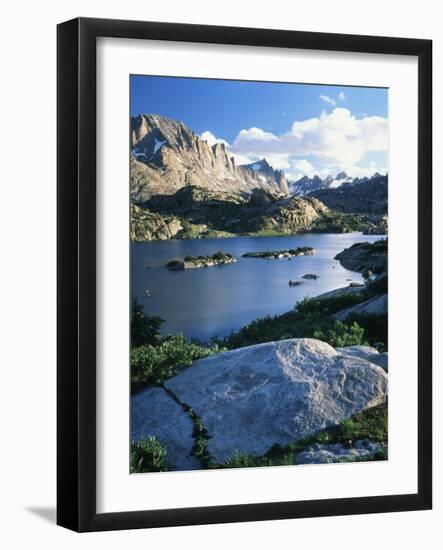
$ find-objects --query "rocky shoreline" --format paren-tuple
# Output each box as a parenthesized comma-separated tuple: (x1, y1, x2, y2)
(334, 238, 387, 274)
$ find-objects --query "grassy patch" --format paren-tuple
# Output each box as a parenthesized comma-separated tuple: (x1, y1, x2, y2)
(340, 404, 388, 443)
(130, 436, 169, 473)
(131, 334, 225, 392)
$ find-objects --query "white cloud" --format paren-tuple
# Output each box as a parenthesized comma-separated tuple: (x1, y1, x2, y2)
(200, 130, 229, 147)
(338, 91, 346, 101)
(234, 127, 279, 143)
(231, 108, 388, 169)
(230, 152, 256, 166)
(201, 109, 387, 178)
(344, 164, 387, 178)
(319, 94, 336, 106)
(290, 159, 315, 176)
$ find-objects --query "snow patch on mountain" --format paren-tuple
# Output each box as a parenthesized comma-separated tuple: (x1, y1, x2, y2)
(153, 139, 166, 154)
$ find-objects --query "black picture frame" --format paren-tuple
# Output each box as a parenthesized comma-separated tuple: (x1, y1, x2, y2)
(57, 17, 432, 532)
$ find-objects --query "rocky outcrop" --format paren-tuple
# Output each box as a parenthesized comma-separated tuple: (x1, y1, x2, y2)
(364, 215, 388, 235)
(158, 338, 388, 464)
(316, 285, 366, 301)
(334, 239, 387, 275)
(133, 185, 330, 241)
(242, 159, 289, 195)
(130, 204, 183, 241)
(333, 294, 388, 322)
(130, 114, 288, 201)
(296, 439, 386, 464)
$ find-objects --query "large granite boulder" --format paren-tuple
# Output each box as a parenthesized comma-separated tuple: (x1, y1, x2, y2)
(165, 338, 388, 464)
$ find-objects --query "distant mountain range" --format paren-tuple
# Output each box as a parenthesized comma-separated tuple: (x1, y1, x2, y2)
(307, 173, 387, 215)
(288, 171, 384, 197)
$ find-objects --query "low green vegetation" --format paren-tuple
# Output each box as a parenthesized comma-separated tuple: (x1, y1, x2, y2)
(218, 296, 369, 350)
(131, 298, 225, 392)
(311, 212, 371, 233)
(130, 436, 169, 473)
(131, 334, 224, 392)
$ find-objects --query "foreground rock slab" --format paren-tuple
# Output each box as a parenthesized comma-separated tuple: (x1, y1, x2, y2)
(165, 338, 388, 464)
(131, 386, 200, 471)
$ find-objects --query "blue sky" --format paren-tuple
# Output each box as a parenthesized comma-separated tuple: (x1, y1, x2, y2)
(131, 75, 388, 180)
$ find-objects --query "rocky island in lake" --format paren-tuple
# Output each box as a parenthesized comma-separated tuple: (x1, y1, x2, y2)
(242, 246, 314, 259)
(166, 250, 237, 270)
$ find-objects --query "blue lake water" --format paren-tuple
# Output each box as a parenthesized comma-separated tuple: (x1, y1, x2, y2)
(131, 233, 385, 342)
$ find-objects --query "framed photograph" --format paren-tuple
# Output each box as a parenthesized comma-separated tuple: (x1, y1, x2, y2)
(57, 17, 432, 532)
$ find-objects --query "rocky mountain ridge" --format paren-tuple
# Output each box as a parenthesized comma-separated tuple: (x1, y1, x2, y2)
(131, 114, 288, 200)
(288, 171, 384, 197)
(308, 173, 388, 214)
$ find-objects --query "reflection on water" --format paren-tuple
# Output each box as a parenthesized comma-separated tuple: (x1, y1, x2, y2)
(131, 233, 385, 342)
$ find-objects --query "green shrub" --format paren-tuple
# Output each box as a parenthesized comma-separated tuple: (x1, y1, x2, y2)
(219, 296, 369, 350)
(130, 436, 169, 473)
(339, 403, 388, 443)
(346, 313, 388, 351)
(131, 334, 224, 391)
(131, 298, 164, 347)
(312, 320, 366, 348)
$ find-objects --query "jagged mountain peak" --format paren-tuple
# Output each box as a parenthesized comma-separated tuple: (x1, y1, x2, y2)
(335, 171, 348, 180)
(130, 114, 289, 201)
